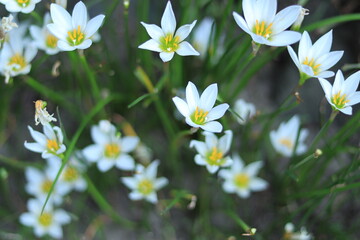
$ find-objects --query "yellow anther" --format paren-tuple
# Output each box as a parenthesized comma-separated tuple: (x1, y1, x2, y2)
(331, 91, 350, 109)
(279, 138, 293, 150)
(254, 20, 273, 38)
(302, 57, 321, 75)
(138, 179, 153, 195)
(46, 34, 58, 48)
(104, 143, 120, 158)
(38, 212, 53, 227)
(8, 53, 26, 70)
(63, 166, 78, 182)
(41, 179, 53, 193)
(67, 26, 85, 46)
(234, 173, 250, 188)
(207, 147, 224, 165)
(160, 34, 180, 52)
(191, 107, 209, 125)
(47, 139, 60, 152)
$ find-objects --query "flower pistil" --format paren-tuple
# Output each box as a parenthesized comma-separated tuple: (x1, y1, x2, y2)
(67, 26, 85, 46)
(254, 20, 273, 39)
(207, 147, 224, 165)
(160, 34, 180, 52)
(331, 91, 349, 109)
(191, 107, 209, 125)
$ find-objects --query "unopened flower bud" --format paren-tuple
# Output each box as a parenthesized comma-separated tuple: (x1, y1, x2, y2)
(314, 149, 323, 158)
(292, 8, 309, 31)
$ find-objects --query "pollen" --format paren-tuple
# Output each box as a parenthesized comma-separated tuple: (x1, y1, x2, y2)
(67, 26, 85, 46)
(47, 139, 60, 152)
(16, 0, 30, 7)
(160, 34, 180, 52)
(206, 147, 224, 166)
(63, 166, 78, 182)
(234, 173, 250, 188)
(41, 179, 53, 193)
(8, 53, 26, 71)
(331, 91, 349, 109)
(138, 179, 153, 195)
(38, 212, 53, 227)
(104, 143, 120, 158)
(279, 138, 293, 150)
(302, 57, 321, 75)
(190, 107, 209, 125)
(46, 34, 58, 49)
(254, 20, 273, 39)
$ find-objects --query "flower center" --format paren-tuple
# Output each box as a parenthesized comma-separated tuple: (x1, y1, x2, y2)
(8, 53, 26, 71)
(138, 179, 153, 195)
(279, 138, 293, 150)
(46, 34, 58, 49)
(254, 20, 273, 39)
(104, 143, 120, 159)
(16, 0, 30, 7)
(331, 91, 349, 109)
(67, 26, 85, 46)
(190, 107, 209, 125)
(38, 212, 53, 227)
(302, 57, 321, 75)
(63, 166, 78, 182)
(47, 139, 60, 153)
(234, 173, 250, 188)
(41, 179, 53, 193)
(206, 147, 224, 166)
(160, 34, 180, 52)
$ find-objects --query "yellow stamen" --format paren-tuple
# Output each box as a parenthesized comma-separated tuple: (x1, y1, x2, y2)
(234, 173, 250, 188)
(104, 143, 120, 158)
(160, 34, 180, 52)
(331, 91, 350, 109)
(41, 179, 53, 193)
(207, 147, 224, 166)
(191, 107, 209, 125)
(63, 166, 78, 182)
(138, 179, 153, 195)
(45, 34, 58, 49)
(279, 138, 293, 150)
(8, 53, 26, 70)
(16, 0, 30, 7)
(302, 57, 321, 75)
(38, 212, 53, 227)
(67, 26, 85, 46)
(47, 139, 60, 152)
(254, 20, 273, 38)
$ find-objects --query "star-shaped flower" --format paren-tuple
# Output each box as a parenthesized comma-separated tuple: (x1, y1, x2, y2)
(172, 81, 229, 133)
(138, 1, 199, 62)
(287, 30, 344, 84)
(233, 0, 302, 47)
(319, 70, 360, 115)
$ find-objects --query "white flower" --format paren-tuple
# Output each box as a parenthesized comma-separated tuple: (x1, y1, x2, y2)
(270, 115, 308, 157)
(233, 99, 256, 125)
(218, 154, 268, 198)
(287, 30, 344, 83)
(233, 0, 302, 47)
(19, 198, 71, 239)
(284, 223, 312, 240)
(34, 100, 57, 126)
(30, 13, 60, 55)
(47, 1, 105, 51)
(24, 166, 68, 205)
(319, 70, 360, 115)
(190, 130, 233, 174)
(55, 0, 66, 9)
(24, 124, 66, 159)
(138, 1, 199, 62)
(46, 155, 87, 193)
(122, 160, 168, 204)
(172, 81, 229, 133)
(82, 120, 139, 172)
(192, 17, 213, 57)
(0, 27, 37, 84)
(0, 0, 41, 14)
(1, 14, 18, 33)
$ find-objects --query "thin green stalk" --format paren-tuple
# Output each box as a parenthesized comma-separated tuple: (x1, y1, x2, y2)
(0, 155, 42, 170)
(169, 129, 194, 176)
(41, 95, 115, 214)
(310, 110, 338, 151)
(78, 52, 101, 102)
(84, 174, 135, 228)
(303, 13, 360, 32)
(227, 210, 252, 233)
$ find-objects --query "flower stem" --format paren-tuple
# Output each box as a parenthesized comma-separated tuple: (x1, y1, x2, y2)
(310, 110, 338, 150)
(78, 51, 101, 102)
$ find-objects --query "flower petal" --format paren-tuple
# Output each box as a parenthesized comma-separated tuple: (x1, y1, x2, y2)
(199, 83, 217, 111)
(206, 103, 229, 121)
(85, 15, 105, 37)
(116, 154, 135, 170)
(249, 178, 268, 191)
(201, 121, 222, 133)
(138, 39, 162, 52)
(272, 5, 301, 34)
(97, 159, 114, 172)
(233, 12, 252, 36)
(176, 41, 200, 56)
(161, 1, 176, 35)
(140, 22, 164, 41)
(189, 140, 207, 156)
(27, 126, 47, 145)
(121, 136, 139, 153)
(50, 3, 72, 30)
(242, 0, 256, 27)
(172, 96, 190, 117)
(245, 161, 263, 176)
(267, 31, 301, 46)
(154, 177, 168, 189)
(298, 31, 312, 61)
(159, 51, 174, 62)
(343, 70, 360, 96)
(57, 40, 76, 51)
(72, 1, 87, 30)
(312, 30, 333, 59)
(317, 51, 344, 73)
(218, 130, 233, 153)
(122, 177, 137, 189)
(318, 78, 333, 101)
(186, 81, 200, 112)
(175, 20, 197, 42)
(287, 45, 301, 70)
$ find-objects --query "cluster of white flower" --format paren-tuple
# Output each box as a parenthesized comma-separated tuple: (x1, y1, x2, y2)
(21, 101, 87, 239)
(82, 120, 168, 204)
(0, 1, 104, 83)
